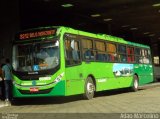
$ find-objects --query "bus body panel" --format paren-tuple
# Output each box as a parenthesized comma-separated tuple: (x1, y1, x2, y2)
(134, 64, 153, 86)
(65, 65, 85, 96)
(12, 80, 66, 97)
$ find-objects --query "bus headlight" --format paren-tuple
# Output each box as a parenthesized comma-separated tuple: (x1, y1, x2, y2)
(54, 72, 64, 83)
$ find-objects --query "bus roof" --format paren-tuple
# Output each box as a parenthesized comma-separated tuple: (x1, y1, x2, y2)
(57, 26, 150, 49)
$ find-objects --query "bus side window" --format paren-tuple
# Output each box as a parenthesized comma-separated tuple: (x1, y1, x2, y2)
(96, 53, 106, 61)
(84, 49, 90, 59)
(110, 54, 115, 61)
(65, 40, 72, 59)
(143, 49, 150, 64)
(118, 44, 127, 62)
(95, 41, 106, 61)
(65, 36, 81, 65)
(84, 49, 94, 60)
(127, 47, 134, 63)
(135, 48, 141, 63)
(106, 43, 117, 62)
(71, 40, 80, 61)
(82, 39, 94, 61)
(147, 49, 151, 64)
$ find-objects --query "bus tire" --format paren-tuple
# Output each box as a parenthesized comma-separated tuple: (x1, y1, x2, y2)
(131, 75, 139, 92)
(83, 77, 95, 100)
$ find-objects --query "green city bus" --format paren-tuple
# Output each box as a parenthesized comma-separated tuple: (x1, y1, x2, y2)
(12, 26, 154, 99)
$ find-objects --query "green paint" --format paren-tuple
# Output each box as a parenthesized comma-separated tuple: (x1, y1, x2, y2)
(12, 26, 153, 98)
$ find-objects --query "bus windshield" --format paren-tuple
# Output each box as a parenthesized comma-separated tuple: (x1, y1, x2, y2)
(12, 39, 59, 72)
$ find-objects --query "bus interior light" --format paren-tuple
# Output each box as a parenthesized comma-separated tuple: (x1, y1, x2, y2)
(91, 14, 101, 17)
(61, 4, 73, 8)
(152, 3, 160, 7)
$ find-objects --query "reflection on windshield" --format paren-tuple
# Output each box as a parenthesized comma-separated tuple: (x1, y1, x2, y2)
(12, 40, 59, 72)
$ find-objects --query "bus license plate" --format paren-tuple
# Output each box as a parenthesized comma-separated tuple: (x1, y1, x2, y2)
(30, 88, 39, 92)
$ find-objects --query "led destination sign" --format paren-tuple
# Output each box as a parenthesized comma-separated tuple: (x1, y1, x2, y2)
(19, 29, 56, 40)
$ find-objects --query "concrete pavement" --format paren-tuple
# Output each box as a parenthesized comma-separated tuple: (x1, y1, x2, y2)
(0, 82, 160, 119)
(0, 82, 160, 108)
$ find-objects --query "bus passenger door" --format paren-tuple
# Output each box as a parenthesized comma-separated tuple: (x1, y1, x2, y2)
(64, 35, 84, 96)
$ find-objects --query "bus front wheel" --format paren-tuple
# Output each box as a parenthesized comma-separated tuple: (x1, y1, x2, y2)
(131, 75, 139, 92)
(83, 77, 95, 100)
